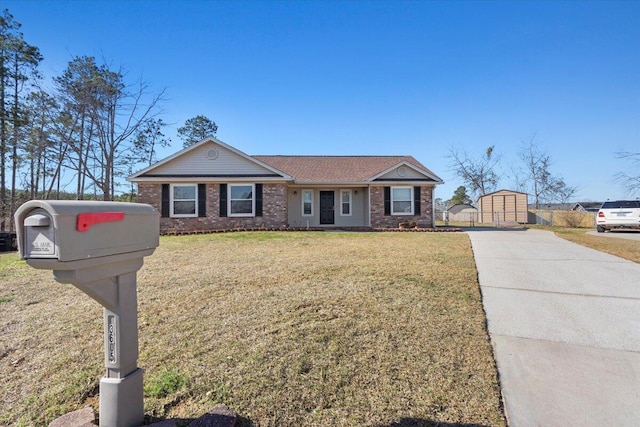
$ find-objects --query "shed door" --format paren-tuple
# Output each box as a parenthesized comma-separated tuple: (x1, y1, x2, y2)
(319, 191, 335, 225)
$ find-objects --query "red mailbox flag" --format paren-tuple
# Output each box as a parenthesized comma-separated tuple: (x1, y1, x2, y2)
(77, 212, 125, 232)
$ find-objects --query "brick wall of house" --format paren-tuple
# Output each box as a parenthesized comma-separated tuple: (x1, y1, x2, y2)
(369, 186, 388, 228)
(370, 185, 434, 228)
(137, 182, 162, 213)
(420, 185, 435, 228)
(137, 183, 288, 233)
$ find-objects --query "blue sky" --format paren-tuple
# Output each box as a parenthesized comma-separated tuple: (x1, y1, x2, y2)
(6, 0, 639, 202)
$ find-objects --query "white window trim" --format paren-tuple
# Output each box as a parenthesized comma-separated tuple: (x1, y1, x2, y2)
(170, 183, 198, 218)
(391, 186, 414, 216)
(340, 189, 352, 216)
(228, 183, 255, 217)
(301, 189, 314, 217)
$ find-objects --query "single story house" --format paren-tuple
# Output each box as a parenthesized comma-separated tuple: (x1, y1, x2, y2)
(444, 203, 478, 222)
(571, 202, 602, 212)
(529, 202, 602, 212)
(477, 189, 528, 224)
(127, 138, 443, 233)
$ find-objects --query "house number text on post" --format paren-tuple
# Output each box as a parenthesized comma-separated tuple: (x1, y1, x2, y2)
(107, 315, 117, 363)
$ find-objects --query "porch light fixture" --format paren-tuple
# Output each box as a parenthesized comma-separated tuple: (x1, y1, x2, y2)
(293, 191, 297, 195)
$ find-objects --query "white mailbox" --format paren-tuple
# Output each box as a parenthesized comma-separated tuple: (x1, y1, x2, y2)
(16, 200, 158, 264)
(15, 200, 160, 427)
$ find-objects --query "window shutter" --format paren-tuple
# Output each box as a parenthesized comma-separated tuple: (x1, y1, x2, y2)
(384, 187, 391, 216)
(255, 183, 263, 217)
(198, 184, 206, 217)
(161, 184, 170, 218)
(219, 184, 227, 217)
(414, 186, 421, 216)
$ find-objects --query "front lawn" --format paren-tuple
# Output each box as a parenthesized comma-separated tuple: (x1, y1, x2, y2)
(0, 232, 505, 426)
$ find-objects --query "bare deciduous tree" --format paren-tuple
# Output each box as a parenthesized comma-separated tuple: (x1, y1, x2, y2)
(132, 118, 171, 167)
(615, 151, 640, 197)
(447, 145, 500, 198)
(55, 56, 166, 200)
(514, 135, 578, 208)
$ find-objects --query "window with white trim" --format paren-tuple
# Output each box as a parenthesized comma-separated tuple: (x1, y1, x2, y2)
(340, 190, 352, 216)
(171, 184, 197, 217)
(229, 184, 255, 216)
(391, 187, 413, 215)
(302, 190, 313, 216)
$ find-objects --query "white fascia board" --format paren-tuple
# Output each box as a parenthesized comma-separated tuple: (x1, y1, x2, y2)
(368, 160, 444, 183)
(129, 176, 290, 183)
(289, 180, 443, 187)
(291, 181, 372, 187)
(367, 181, 442, 186)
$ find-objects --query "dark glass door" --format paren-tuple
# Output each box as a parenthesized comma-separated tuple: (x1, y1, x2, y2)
(319, 191, 335, 225)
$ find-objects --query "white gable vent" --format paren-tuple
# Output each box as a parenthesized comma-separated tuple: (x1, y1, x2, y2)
(206, 148, 219, 160)
(397, 166, 408, 177)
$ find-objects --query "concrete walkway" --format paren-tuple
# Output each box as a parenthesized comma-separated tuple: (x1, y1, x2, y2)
(467, 229, 640, 427)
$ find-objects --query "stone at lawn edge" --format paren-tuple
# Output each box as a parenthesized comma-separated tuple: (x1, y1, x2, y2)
(146, 420, 178, 427)
(49, 407, 96, 427)
(188, 404, 237, 427)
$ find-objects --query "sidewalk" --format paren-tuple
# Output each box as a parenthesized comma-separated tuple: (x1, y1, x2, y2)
(467, 229, 640, 426)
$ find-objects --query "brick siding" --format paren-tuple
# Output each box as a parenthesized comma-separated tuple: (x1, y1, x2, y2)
(138, 183, 288, 234)
(370, 185, 434, 228)
(138, 183, 434, 233)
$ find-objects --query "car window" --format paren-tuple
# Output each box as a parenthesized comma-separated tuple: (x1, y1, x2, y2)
(601, 201, 640, 209)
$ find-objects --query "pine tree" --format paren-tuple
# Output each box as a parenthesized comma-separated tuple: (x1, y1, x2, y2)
(177, 115, 218, 148)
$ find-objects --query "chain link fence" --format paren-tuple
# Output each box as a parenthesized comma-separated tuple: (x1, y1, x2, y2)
(529, 210, 596, 228)
(436, 208, 596, 228)
(435, 209, 478, 227)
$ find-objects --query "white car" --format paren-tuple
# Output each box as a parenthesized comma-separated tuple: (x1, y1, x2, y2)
(596, 200, 640, 232)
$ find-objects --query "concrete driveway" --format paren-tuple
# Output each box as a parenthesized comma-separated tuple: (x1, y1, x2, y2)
(467, 229, 640, 426)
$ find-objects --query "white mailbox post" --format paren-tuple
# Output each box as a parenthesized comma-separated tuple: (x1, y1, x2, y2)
(15, 200, 160, 427)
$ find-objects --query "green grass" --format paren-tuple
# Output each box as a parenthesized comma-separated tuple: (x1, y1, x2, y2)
(1, 252, 21, 268)
(145, 367, 189, 399)
(0, 232, 505, 426)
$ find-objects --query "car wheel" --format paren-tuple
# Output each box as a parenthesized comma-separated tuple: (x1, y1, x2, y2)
(596, 225, 605, 233)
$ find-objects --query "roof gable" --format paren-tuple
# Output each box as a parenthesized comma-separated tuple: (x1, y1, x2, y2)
(370, 160, 441, 182)
(128, 138, 291, 181)
(447, 204, 477, 214)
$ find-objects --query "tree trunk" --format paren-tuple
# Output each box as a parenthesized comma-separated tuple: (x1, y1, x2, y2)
(10, 52, 20, 231)
(0, 55, 6, 231)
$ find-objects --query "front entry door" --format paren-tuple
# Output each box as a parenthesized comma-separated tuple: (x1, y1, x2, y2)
(319, 191, 335, 225)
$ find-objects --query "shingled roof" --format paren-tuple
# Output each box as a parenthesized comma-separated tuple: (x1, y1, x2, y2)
(254, 155, 441, 184)
(128, 137, 443, 185)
